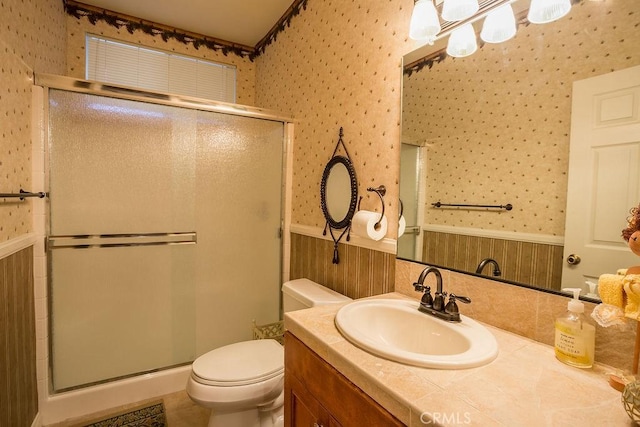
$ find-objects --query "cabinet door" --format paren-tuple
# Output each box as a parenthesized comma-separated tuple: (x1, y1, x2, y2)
(285, 332, 403, 427)
(286, 372, 332, 427)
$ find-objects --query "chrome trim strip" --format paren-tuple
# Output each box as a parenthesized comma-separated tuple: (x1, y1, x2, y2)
(34, 74, 295, 123)
(47, 232, 197, 249)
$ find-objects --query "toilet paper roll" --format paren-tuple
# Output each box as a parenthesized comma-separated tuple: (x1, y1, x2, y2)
(351, 210, 388, 241)
(398, 215, 406, 238)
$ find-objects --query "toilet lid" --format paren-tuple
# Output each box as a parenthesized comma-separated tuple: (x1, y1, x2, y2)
(192, 339, 284, 386)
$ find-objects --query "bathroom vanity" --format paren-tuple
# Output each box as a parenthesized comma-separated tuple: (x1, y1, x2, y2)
(283, 293, 630, 426)
(285, 332, 403, 426)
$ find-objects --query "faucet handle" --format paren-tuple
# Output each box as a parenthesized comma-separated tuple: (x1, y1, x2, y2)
(445, 294, 471, 317)
(450, 294, 471, 304)
(420, 286, 433, 308)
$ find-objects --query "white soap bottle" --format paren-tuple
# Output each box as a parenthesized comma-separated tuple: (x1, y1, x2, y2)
(554, 288, 595, 368)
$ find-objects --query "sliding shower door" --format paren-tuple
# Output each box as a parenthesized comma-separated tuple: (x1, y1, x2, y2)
(47, 89, 284, 391)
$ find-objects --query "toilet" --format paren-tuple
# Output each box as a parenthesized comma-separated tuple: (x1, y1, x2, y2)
(186, 278, 351, 427)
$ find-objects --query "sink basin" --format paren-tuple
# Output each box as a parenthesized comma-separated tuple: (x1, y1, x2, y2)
(335, 298, 498, 369)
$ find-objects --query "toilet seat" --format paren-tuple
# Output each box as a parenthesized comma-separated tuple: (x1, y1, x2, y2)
(192, 339, 284, 387)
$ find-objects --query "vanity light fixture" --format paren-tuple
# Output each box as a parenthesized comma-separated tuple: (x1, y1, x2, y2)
(527, 0, 571, 24)
(441, 0, 480, 22)
(409, 0, 441, 43)
(409, 0, 574, 59)
(409, 0, 576, 58)
(447, 23, 478, 57)
(480, 3, 517, 43)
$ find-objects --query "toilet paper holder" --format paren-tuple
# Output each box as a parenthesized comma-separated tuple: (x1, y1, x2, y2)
(358, 185, 386, 228)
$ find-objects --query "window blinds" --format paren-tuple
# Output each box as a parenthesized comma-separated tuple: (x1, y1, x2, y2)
(86, 35, 236, 103)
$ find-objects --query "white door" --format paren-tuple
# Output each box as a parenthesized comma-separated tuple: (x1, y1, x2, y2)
(562, 65, 640, 293)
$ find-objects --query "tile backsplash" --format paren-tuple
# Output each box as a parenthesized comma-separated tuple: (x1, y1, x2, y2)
(396, 259, 636, 372)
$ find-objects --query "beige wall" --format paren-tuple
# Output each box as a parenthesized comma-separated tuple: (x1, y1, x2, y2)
(403, 0, 639, 236)
(255, 0, 415, 236)
(0, 0, 67, 242)
(66, 15, 257, 106)
(0, 0, 66, 424)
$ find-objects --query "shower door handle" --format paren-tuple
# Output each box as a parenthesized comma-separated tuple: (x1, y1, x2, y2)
(47, 232, 197, 249)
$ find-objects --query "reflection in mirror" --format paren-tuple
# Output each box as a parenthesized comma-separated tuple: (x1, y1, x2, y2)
(321, 155, 358, 230)
(399, 0, 639, 301)
(326, 161, 352, 223)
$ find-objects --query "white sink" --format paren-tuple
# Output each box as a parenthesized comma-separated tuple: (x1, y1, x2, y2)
(335, 298, 498, 369)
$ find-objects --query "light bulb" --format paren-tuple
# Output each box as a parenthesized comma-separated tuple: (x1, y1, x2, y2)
(527, 0, 571, 24)
(442, 0, 480, 22)
(409, 0, 441, 41)
(481, 3, 517, 44)
(446, 23, 477, 58)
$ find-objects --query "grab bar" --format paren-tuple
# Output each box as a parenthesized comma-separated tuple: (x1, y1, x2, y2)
(47, 232, 197, 250)
(0, 190, 47, 200)
(431, 202, 513, 211)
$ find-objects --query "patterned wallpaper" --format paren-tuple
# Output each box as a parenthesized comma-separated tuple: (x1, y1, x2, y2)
(0, 0, 67, 242)
(66, 15, 257, 106)
(255, 0, 415, 237)
(402, 0, 639, 236)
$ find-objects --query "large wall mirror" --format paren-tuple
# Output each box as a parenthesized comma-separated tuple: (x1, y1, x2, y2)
(399, 0, 640, 301)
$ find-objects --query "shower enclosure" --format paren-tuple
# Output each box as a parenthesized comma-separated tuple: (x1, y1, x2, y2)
(42, 76, 291, 391)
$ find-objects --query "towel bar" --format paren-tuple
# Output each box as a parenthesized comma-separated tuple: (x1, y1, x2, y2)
(0, 189, 47, 200)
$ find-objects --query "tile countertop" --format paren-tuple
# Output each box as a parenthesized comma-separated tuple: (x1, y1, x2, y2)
(283, 292, 634, 427)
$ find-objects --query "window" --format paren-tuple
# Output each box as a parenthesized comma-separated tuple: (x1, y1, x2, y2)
(86, 35, 236, 103)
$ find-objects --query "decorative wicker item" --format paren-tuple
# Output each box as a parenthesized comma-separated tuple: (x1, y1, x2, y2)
(252, 320, 284, 345)
(622, 380, 640, 423)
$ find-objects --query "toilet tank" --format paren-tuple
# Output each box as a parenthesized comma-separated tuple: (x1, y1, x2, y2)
(282, 278, 351, 312)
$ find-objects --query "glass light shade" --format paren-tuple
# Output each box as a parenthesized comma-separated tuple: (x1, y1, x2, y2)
(441, 0, 479, 22)
(446, 23, 478, 57)
(409, 0, 441, 41)
(481, 3, 517, 44)
(527, 0, 571, 24)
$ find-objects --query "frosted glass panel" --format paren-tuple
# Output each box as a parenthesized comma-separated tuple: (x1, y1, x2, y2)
(48, 90, 284, 390)
(49, 90, 197, 235)
(51, 245, 197, 389)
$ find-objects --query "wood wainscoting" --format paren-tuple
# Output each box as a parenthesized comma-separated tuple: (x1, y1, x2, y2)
(422, 230, 563, 291)
(0, 245, 38, 426)
(289, 233, 395, 299)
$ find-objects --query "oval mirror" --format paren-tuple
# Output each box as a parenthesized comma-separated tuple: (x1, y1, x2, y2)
(321, 156, 358, 229)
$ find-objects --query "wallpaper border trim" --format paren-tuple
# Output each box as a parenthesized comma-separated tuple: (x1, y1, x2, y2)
(64, 0, 310, 61)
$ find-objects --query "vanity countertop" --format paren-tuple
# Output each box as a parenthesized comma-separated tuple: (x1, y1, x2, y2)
(284, 292, 632, 426)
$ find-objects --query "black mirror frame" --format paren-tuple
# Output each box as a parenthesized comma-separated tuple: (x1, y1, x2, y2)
(320, 127, 358, 264)
(320, 155, 358, 230)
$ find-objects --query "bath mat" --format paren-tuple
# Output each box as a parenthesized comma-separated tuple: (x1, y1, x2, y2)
(82, 400, 167, 427)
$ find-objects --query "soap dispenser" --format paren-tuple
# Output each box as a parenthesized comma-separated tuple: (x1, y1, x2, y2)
(554, 288, 595, 368)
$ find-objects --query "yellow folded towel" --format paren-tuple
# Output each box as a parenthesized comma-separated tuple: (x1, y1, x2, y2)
(624, 274, 640, 319)
(598, 273, 625, 308)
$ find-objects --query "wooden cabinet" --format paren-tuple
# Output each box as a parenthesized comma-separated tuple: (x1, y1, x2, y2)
(284, 332, 404, 427)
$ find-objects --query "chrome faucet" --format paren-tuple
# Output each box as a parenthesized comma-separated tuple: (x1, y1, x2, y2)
(475, 258, 501, 277)
(413, 266, 471, 322)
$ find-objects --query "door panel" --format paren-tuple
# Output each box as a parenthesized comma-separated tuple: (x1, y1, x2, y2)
(562, 65, 640, 291)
